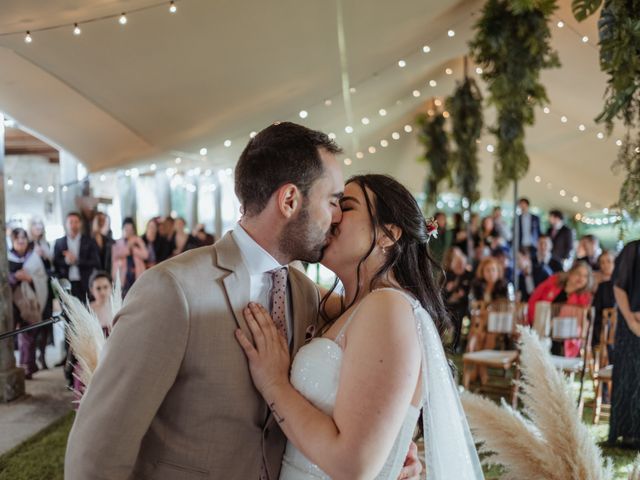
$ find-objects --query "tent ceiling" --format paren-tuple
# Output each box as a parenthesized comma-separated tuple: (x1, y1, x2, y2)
(0, 0, 624, 215)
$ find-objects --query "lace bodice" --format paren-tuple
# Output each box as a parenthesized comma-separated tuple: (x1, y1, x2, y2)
(279, 295, 421, 480)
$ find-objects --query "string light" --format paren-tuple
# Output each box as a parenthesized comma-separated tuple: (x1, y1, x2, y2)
(119, 13, 127, 25)
(429, 79, 437, 87)
(445, 68, 453, 75)
(534, 176, 541, 182)
(447, 29, 455, 37)
(368, 146, 376, 154)
(73, 24, 81, 35)
(361, 117, 370, 125)
(324, 99, 332, 106)
(345, 125, 354, 134)
(578, 124, 586, 131)
(150, 163, 157, 171)
(475, 67, 483, 75)
(249, 131, 257, 138)
(48, 185, 55, 193)
(380, 139, 389, 147)
(24, 31, 32, 43)
(557, 21, 564, 28)
(298, 110, 308, 119)
(422, 45, 431, 53)
(169, 1, 177, 13)
(404, 125, 413, 133)
(7, 178, 13, 187)
(398, 60, 406, 68)
(356, 151, 364, 159)
(560, 116, 568, 123)
(175, 157, 182, 164)
(344, 158, 352, 165)
(412, 90, 421, 97)
(223, 139, 232, 147)
(582, 35, 589, 43)
(391, 132, 400, 140)
(378, 108, 387, 116)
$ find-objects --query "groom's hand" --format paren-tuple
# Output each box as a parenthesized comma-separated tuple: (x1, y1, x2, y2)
(397, 441, 422, 480)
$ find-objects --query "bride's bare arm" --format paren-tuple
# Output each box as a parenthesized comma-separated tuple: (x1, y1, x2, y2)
(236, 290, 421, 480)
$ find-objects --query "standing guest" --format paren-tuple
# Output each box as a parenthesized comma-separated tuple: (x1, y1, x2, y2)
(28, 219, 54, 370)
(443, 247, 473, 350)
(516, 197, 541, 258)
(608, 239, 640, 449)
(479, 216, 496, 248)
(591, 250, 616, 347)
(193, 223, 216, 247)
(112, 218, 149, 298)
(469, 256, 510, 304)
(9, 228, 48, 379)
(171, 217, 200, 256)
(141, 218, 167, 267)
(517, 247, 551, 302)
(492, 206, 512, 242)
(91, 212, 114, 272)
(155, 217, 175, 263)
(451, 212, 469, 256)
(547, 210, 574, 269)
(576, 234, 601, 271)
(429, 211, 451, 264)
(527, 261, 593, 357)
(53, 212, 101, 301)
(537, 234, 563, 273)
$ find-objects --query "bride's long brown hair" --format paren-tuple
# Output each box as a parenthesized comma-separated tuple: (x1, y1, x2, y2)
(319, 174, 451, 338)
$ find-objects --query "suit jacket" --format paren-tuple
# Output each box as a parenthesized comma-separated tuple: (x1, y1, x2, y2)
(65, 231, 320, 480)
(53, 234, 101, 297)
(547, 225, 573, 262)
(517, 213, 541, 247)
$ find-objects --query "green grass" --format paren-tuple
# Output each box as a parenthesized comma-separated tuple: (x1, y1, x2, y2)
(0, 412, 74, 480)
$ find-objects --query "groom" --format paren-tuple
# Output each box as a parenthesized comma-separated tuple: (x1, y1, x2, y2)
(65, 122, 421, 479)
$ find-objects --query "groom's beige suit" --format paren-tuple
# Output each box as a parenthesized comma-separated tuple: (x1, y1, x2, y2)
(65, 231, 320, 479)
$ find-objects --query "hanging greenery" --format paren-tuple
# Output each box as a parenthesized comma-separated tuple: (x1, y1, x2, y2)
(417, 112, 451, 205)
(446, 74, 484, 207)
(470, 0, 560, 195)
(572, 0, 640, 220)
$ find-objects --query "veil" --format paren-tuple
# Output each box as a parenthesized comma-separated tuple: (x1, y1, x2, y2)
(386, 289, 484, 479)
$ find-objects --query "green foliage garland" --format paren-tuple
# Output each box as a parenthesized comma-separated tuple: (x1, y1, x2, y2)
(417, 112, 451, 205)
(572, 0, 640, 219)
(446, 75, 484, 206)
(470, 0, 560, 195)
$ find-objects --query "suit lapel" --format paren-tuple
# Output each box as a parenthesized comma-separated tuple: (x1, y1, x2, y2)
(289, 269, 314, 358)
(215, 232, 252, 337)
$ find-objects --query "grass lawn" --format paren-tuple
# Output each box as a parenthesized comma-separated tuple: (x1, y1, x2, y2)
(0, 371, 637, 479)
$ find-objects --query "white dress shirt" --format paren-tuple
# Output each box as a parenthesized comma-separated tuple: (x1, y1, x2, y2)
(520, 213, 532, 247)
(66, 234, 81, 281)
(232, 224, 293, 344)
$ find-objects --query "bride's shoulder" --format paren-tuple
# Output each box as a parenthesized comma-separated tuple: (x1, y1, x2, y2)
(352, 289, 416, 331)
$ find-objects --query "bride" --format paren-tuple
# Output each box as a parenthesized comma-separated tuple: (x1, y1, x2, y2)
(236, 174, 483, 479)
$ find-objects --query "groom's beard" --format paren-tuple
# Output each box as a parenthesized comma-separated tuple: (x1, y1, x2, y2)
(279, 206, 329, 264)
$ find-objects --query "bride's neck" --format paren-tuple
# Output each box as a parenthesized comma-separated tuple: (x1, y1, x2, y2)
(339, 264, 399, 307)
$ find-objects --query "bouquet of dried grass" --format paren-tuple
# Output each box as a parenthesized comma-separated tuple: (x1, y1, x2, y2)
(461, 327, 613, 480)
(630, 455, 640, 480)
(52, 276, 121, 389)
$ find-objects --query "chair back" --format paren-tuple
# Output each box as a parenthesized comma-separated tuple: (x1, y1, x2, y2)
(599, 308, 617, 367)
(486, 300, 515, 334)
(549, 303, 589, 342)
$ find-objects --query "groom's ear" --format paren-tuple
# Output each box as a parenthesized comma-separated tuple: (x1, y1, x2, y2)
(276, 183, 301, 218)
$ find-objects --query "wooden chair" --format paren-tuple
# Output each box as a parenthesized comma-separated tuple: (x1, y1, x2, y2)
(462, 300, 522, 407)
(593, 308, 617, 424)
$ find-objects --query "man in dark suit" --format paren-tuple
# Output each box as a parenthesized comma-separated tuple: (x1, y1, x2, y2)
(517, 247, 552, 301)
(547, 209, 574, 268)
(53, 212, 101, 301)
(516, 197, 541, 259)
(537, 235, 563, 272)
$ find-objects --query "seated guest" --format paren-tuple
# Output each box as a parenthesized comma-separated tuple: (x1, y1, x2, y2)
(111, 218, 148, 297)
(517, 247, 551, 302)
(527, 261, 594, 357)
(537, 234, 563, 273)
(547, 209, 574, 269)
(429, 211, 452, 263)
(491, 246, 513, 284)
(443, 247, 473, 350)
(470, 256, 510, 304)
(591, 250, 616, 347)
(479, 216, 497, 248)
(576, 234, 600, 271)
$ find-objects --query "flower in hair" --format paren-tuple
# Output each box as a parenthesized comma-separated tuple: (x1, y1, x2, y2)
(425, 217, 439, 241)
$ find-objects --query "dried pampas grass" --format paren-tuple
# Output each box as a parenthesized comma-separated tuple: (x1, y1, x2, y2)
(630, 455, 640, 480)
(461, 327, 613, 480)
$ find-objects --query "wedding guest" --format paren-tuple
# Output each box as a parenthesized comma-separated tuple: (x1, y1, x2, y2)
(491, 246, 513, 284)
(469, 256, 510, 304)
(492, 206, 511, 242)
(28, 219, 54, 370)
(429, 212, 451, 263)
(479, 216, 496, 248)
(9, 228, 48, 379)
(591, 250, 616, 347)
(193, 223, 216, 247)
(443, 247, 473, 350)
(141, 218, 167, 267)
(527, 261, 593, 357)
(53, 212, 101, 301)
(451, 212, 470, 256)
(91, 212, 114, 272)
(576, 234, 601, 271)
(516, 197, 540, 258)
(537, 234, 563, 273)
(171, 217, 200, 256)
(517, 246, 551, 302)
(112, 218, 148, 297)
(547, 209, 573, 269)
(608, 238, 640, 449)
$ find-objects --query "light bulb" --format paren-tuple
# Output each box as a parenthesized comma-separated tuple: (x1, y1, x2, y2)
(380, 139, 389, 147)
(345, 126, 353, 134)
(361, 117, 370, 125)
(48, 185, 55, 193)
(73, 24, 81, 35)
(119, 13, 127, 25)
(299, 110, 308, 119)
(582, 36, 589, 43)
(560, 116, 568, 123)
(368, 146, 376, 154)
(445, 68, 453, 75)
(223, 140, 232, 147)
(398, 60, 406, 68)
(250, 131, 257, 138)
(404, 125, 413, 133)
(344, 158, 352, 166)
(169, 1, 177, 13)
(150, 164, 157, 171)
(391, 132, 400, 140)
(378, 109, 387, 116)
(429, 80, 437, 87)
(447, 30, 455, 37)
(557, 21, 564, 28)
(422, 45, 431, 53)
(25, 31, 32, 43)
(199, 148, 207, 156)
(412, 90, 421, 97)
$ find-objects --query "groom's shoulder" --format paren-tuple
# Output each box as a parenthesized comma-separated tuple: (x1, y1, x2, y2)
(147, 245, 222, 281)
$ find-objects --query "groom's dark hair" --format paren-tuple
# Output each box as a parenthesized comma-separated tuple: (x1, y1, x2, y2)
(235, 122, 342, 216)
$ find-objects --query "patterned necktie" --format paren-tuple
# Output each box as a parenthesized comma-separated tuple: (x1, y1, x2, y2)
(268, 267, 289, 340)
(260, 267, 288, 480)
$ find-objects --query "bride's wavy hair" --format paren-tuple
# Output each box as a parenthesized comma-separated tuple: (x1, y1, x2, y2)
(319, 174, 451, 338)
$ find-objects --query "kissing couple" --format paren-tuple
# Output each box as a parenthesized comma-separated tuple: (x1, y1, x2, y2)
(65, 122, 482, 479)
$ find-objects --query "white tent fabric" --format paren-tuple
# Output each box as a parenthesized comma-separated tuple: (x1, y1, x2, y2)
(0, 0, 625, 214)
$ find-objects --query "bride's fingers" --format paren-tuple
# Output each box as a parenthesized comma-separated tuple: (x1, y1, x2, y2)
(244, 308, 266, 351)
(249, 303, 276, 343)
(235, 329, 257, 361)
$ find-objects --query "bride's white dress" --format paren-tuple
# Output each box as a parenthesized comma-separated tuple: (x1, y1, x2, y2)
(279, 289, 484, 480)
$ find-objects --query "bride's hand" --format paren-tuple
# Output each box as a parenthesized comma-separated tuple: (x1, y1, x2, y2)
(235, 303, 291, 397)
